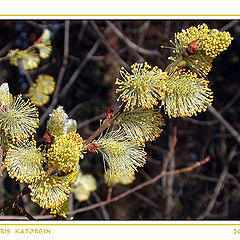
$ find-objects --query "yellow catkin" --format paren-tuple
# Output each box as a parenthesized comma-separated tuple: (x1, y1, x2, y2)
(72, 171, 97, 202)
(8, 49, 40, 70)
(115, 108, 165, 143)
(47, 132, 84, 173)
(26, 74, 55, 106)
(29, 174, 71, 209)
(94, 128, 147, 177)
(46, 106, 68, 137)
(63, 165, 80, 185)
(115, 62, 167, 111)
(4, 140, 45, 183)
(50, 200, 69, 218)
(0, 95, 39, 140)
(104, 169, 135, 187)
(168, 23, 233, 77)
(161, 69, 213, 118)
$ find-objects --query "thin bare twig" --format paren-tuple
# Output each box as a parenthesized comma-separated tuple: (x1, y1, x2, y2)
(0, 156, 210, 220)
(12, 202, 36, 220)
(59, 40, 100, 99)
(68, 100, 95, 117)
(106, 21, 163, 59)
(0, 186, 30, 214)
(162, 126, 178, 173)
(107, 187, 113, 202)
(165, 126, 177, 219)
(83, 105, 125, 149)
(19, 61, 34, 86)
(92, 192, 110, 220)
(208, 106, 240, 144)
(26, 21, 48, 30)
(69, 156, 210, 216)
(77, 20, 88, 44)
(77, 113, 105, 130)
(0, 42, 13, 57)
(39, 20, 70, 125)
(184, 117, 218, 126)
(197, 147, 237, 220)
(90, 21, 129, 70)
(132, 191, 159, 209)
(19, 182, 31, 214)
(220, 20, 239, 31)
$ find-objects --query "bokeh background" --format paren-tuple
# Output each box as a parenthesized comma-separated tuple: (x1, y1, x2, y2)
(0, 19, 240, 220)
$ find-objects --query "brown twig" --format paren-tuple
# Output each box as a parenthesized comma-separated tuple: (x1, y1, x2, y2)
(132, 191, 159, 209)
(59, 40, 100, 99)
(19, 182, 31, 214)
(164, 55, 184, 73)
(0, 156, 210, 220)
(168, 157, 210, 175)
(39, 20, 70, 125)
(196, 147, 237, 220)
(162, 126, 178, 173)
(92, 192, 110, 220)
(12, 202, 36, 220)
(0, 42, 12, 57)
(106, 21, 163, 59)
(208, 106, 240, 144)
(69, 156, 210, 216)
(77, 113, 105, 130)
(165, 125, 177, 219)
(220, 20, 239, 31)
(19, 60, 34, 86)
(90, 21, 129, 70)
(83, 104, 125, 149)
(71, 157, 210, 217)
(184, 117, 218, 126)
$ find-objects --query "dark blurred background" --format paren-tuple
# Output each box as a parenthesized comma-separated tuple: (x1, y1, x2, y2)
(0, 19, 240, 220)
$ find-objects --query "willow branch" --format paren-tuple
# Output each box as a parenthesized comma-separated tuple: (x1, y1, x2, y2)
(83, 104, 125, 149)
(165, 125, 177, 219)
(0, 156, 210, 220)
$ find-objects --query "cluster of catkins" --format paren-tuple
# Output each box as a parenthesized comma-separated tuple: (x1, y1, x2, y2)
(0, 85, 90, 217)
(0, 23, 233, 218)
(97, 23, 233, 183)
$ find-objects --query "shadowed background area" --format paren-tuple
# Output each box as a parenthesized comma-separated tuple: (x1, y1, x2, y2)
(0, 19, 240, 220)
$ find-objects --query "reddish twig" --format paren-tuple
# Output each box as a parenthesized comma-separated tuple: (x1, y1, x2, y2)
(69, 156, 210, 216)
(83, 104, 125, 149)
